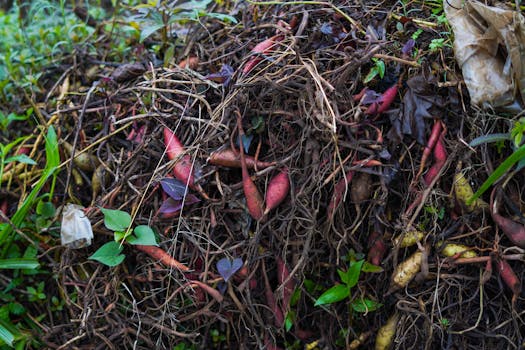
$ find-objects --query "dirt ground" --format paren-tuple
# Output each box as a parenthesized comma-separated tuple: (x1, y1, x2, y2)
(3, 1, 525, 349)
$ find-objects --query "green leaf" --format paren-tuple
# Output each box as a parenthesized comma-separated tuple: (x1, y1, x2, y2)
(468, 143, 525, 205)
(351, 298, 383, 313)
(0, 258, 39, 270)
(345, 260, 364, 289)
(36, 201, 55, 219)
(289, 288, 301, 307)
(206, 12, 238, 24)
(314, 284, 349, 306)
(3, 154, 36, 165)
(99, 208, 131, 232)
(361, 261, 383, 273)
(89, 242, 125, 267)
(337, 269, 349, 284)
(363, 67, 379, 84)
(284, 310, 295, 332)
(139, 23, 164, 42)
(376, 60, 385, 79)
(128, 225, 157, 246)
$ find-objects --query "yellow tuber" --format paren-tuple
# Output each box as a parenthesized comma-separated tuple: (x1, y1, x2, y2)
(453, 169, 488, 212)
(375, 313, 399, 350)
(388, 251, 423, 293)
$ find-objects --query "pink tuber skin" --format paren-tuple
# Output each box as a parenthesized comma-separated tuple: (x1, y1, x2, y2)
(264, 169, 290, 215)
(497, 258, 521, 299)
(367, 230, 387, 266)
(491, 188, 525, 248)
(418, 120, 442, 180)
(365, 84, 398, 115)
(276, 257, 295, 310)
(135, 244, 189, 272)
(423, 128, 447, 186)
(208, 148, 275, 169)
(327, 170, 354, 219)
(262, 261, 284, 327)
(243, 35, 284, 74)
(163, 127, 195, 188)
(237, 114, 265, 221)
(491, 213, 525, 248)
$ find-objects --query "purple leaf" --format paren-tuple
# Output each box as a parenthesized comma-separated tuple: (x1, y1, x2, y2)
(205, 64, 234, 86)
(159, 198, 183, 214)
(402, 39, 415, 57)
(158, 195, 200, 215)
(160, 178, 187, 200)
(216, 257, 243, 282)
(217, 281, 227, 295)
(361, 89, 382, 105)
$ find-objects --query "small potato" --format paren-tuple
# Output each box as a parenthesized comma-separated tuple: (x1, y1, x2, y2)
(388, 251, 422, 293)
(375, 313, 399, 350)
(438, 242, 477, 258)
(393, 230, 425, 248)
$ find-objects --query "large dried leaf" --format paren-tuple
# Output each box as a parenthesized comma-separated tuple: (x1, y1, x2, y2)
(390, 73, 444, 145)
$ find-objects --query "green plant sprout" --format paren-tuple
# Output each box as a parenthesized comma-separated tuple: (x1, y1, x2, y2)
(314, 259, 383, 313)
(363, 58, 385, 84)
(89, 208, 158, 267)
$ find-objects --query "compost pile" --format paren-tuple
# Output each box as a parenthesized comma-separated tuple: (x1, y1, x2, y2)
(4, 1, 525, 349)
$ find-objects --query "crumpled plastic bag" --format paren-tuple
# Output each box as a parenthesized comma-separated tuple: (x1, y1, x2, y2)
(60, 203, 93, 249)
(444, 0, 525, 112)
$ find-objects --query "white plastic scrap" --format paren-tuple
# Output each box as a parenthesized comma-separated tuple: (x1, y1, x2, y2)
(60, 203, 94, 249)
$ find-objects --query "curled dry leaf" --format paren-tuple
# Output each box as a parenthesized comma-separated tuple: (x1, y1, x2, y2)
(389, 73, 444, 145)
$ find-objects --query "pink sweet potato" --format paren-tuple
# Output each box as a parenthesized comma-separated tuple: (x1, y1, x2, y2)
(264, 169, 290, 215)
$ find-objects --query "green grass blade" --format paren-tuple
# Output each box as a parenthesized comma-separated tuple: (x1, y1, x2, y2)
(0, 258, 40, 269)
(469, 133, 510, 147)
(0, 318, 17, 346)
(468, 143, 525, 205)
(0, 126, 59, 249)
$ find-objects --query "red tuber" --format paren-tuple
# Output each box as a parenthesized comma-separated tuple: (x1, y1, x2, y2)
(423, 128, 447, 186)
(163, 127, 195, 188)
(264, 169, 290, 215)
(135, 244, 189, 272)
(327, 170, 354, 219)
(365, 84, 398, 115)
(497, 258, 521, 298)
(491, 212, 525, 248)
(418, 120, 442, 179)
(367, 230, 387, 266)
(243, 35, 284, 74)
(208, 148, 275, 169)
(237, 114, 265, 221)
(276, 257, 295, 310)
